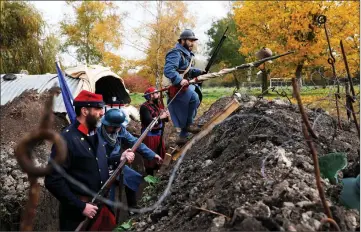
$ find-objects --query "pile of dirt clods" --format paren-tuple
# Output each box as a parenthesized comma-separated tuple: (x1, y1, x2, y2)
(0, 90, 69, 231)
(131, 96, 360, 232)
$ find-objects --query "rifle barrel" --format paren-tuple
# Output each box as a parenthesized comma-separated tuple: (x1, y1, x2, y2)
(236, 51, 295, 70)
(205, 26, 229, 73)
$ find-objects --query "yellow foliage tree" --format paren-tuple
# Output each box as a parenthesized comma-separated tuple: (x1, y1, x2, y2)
(233, 1, 360, 81)
(135, 1, 195, 87)
(61, 1, 124, 73)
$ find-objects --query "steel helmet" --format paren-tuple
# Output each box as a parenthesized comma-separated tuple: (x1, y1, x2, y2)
(101, 108, 126, 127)
(256, 47, 273, 60)
(178, 29, 198, 41)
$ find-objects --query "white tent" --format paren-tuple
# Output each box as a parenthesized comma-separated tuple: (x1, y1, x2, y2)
(1, 65, 131, 113)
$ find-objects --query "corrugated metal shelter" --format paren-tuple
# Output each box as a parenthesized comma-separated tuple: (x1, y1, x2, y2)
(1, 65, 131, 113)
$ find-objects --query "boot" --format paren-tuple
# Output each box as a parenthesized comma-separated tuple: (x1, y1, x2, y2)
(186, 124, 201, 134)
(175, 136, 188, 146)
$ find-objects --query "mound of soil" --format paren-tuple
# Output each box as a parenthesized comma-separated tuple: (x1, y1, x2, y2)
(131, 96, 360, 231)
(0, 90, 69, 231)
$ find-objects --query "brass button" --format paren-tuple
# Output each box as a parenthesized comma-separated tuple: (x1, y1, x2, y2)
(81, 138, 84, 141)
(89, 148, 91, 151)
(66, 129, 69, 132)
(101, 181, 103, 184)
(96, 157, 98, 161)
(99, 169, 101, 172)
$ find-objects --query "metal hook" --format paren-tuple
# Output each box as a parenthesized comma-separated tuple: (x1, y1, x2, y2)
(14, 86, 67, 231)
(316, 15, 327, 25)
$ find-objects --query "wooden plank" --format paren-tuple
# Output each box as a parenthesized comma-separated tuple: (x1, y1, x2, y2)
(172, 98, 240, 161)
(162, 153, 172, 166)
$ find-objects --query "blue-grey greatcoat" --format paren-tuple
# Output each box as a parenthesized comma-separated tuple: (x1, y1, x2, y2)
(163, 43, 202, 129)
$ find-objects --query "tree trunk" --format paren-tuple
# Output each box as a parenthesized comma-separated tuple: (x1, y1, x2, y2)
(232, 72, 240, 90)
(155, 1, 163, 89)
(295, 63, 303, 86)
(261, 64, 269, 94)
(293, 62, 304, 97)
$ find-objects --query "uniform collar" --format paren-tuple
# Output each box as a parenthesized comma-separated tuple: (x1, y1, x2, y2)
(175, 43, 194, 57)
(74, 120, 96, 136)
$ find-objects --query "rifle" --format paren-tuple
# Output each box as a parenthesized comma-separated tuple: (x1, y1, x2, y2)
(191, 51, 295, 83)
(143, 51, 295, 97)
(75, 119, 161, 231)
(75, 87, 185, 231)
(204, 26, 229, 73)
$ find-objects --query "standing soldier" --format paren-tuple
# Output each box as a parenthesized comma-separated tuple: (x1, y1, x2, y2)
(163, 29, 206, 146)
(45, 90, 135, 231)
(140, 87, 169, 175)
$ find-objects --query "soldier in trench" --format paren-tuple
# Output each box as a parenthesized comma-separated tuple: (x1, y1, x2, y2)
(140, 87, 169, 176)
(98, 108, 162, 214)
(44, 90, 161, 231)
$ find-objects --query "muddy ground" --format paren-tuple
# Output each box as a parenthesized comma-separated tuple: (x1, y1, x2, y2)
(1, 91, 359, 231)
(131, 96, 360, 231)
(0, 90, 69, 231)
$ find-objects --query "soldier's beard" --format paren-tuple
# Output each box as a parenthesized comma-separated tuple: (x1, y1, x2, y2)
(183, 43, 193, 51)
(86, 114, 99, 131)
(152, 98, 159, 104)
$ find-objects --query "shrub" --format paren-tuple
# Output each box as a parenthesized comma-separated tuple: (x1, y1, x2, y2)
(123, 75, 151, 93)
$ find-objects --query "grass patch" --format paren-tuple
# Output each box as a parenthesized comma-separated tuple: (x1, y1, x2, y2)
(130, 86, 359, 120)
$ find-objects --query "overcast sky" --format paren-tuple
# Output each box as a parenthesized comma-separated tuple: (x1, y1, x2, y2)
(32, 1, 230, 67)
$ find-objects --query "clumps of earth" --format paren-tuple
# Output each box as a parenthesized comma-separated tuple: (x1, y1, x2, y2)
(1, 90, 359, 231)
(0, 90, 68, 231)
(131, 95, 360, 231)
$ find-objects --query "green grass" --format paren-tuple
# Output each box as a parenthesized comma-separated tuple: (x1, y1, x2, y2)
(130, 86, 359, 120)
(129, 93, 145, 106)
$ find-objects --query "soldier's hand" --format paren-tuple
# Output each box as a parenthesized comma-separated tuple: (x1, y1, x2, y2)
(82, 203, 98, 219)
(121, 149, 135, 163)
(159, 111, 168, 119)
(180, 79, 189, 86)
(154, 154, 163, 164)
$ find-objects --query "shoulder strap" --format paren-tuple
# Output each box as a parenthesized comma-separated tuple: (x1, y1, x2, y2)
(182, 56, 194, 77)
(179, 51, 186, 63)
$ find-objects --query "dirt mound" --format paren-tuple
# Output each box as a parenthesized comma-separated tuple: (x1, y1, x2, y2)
(131, 96, 359, 231)
(195, 96, 234, 126)
(0, 90, 69, 231)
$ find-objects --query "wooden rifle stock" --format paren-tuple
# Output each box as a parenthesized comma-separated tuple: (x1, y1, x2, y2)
(75, 117, 161, 231)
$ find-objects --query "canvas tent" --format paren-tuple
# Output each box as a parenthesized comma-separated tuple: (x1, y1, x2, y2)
(1, 65, 131, 113)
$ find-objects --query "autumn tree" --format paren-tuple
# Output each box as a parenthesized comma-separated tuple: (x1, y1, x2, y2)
(0, 1, 60, 74)
(60, 1, 124, 73)
(233, 1, 360, 87)
(134, 1, 194, 87)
